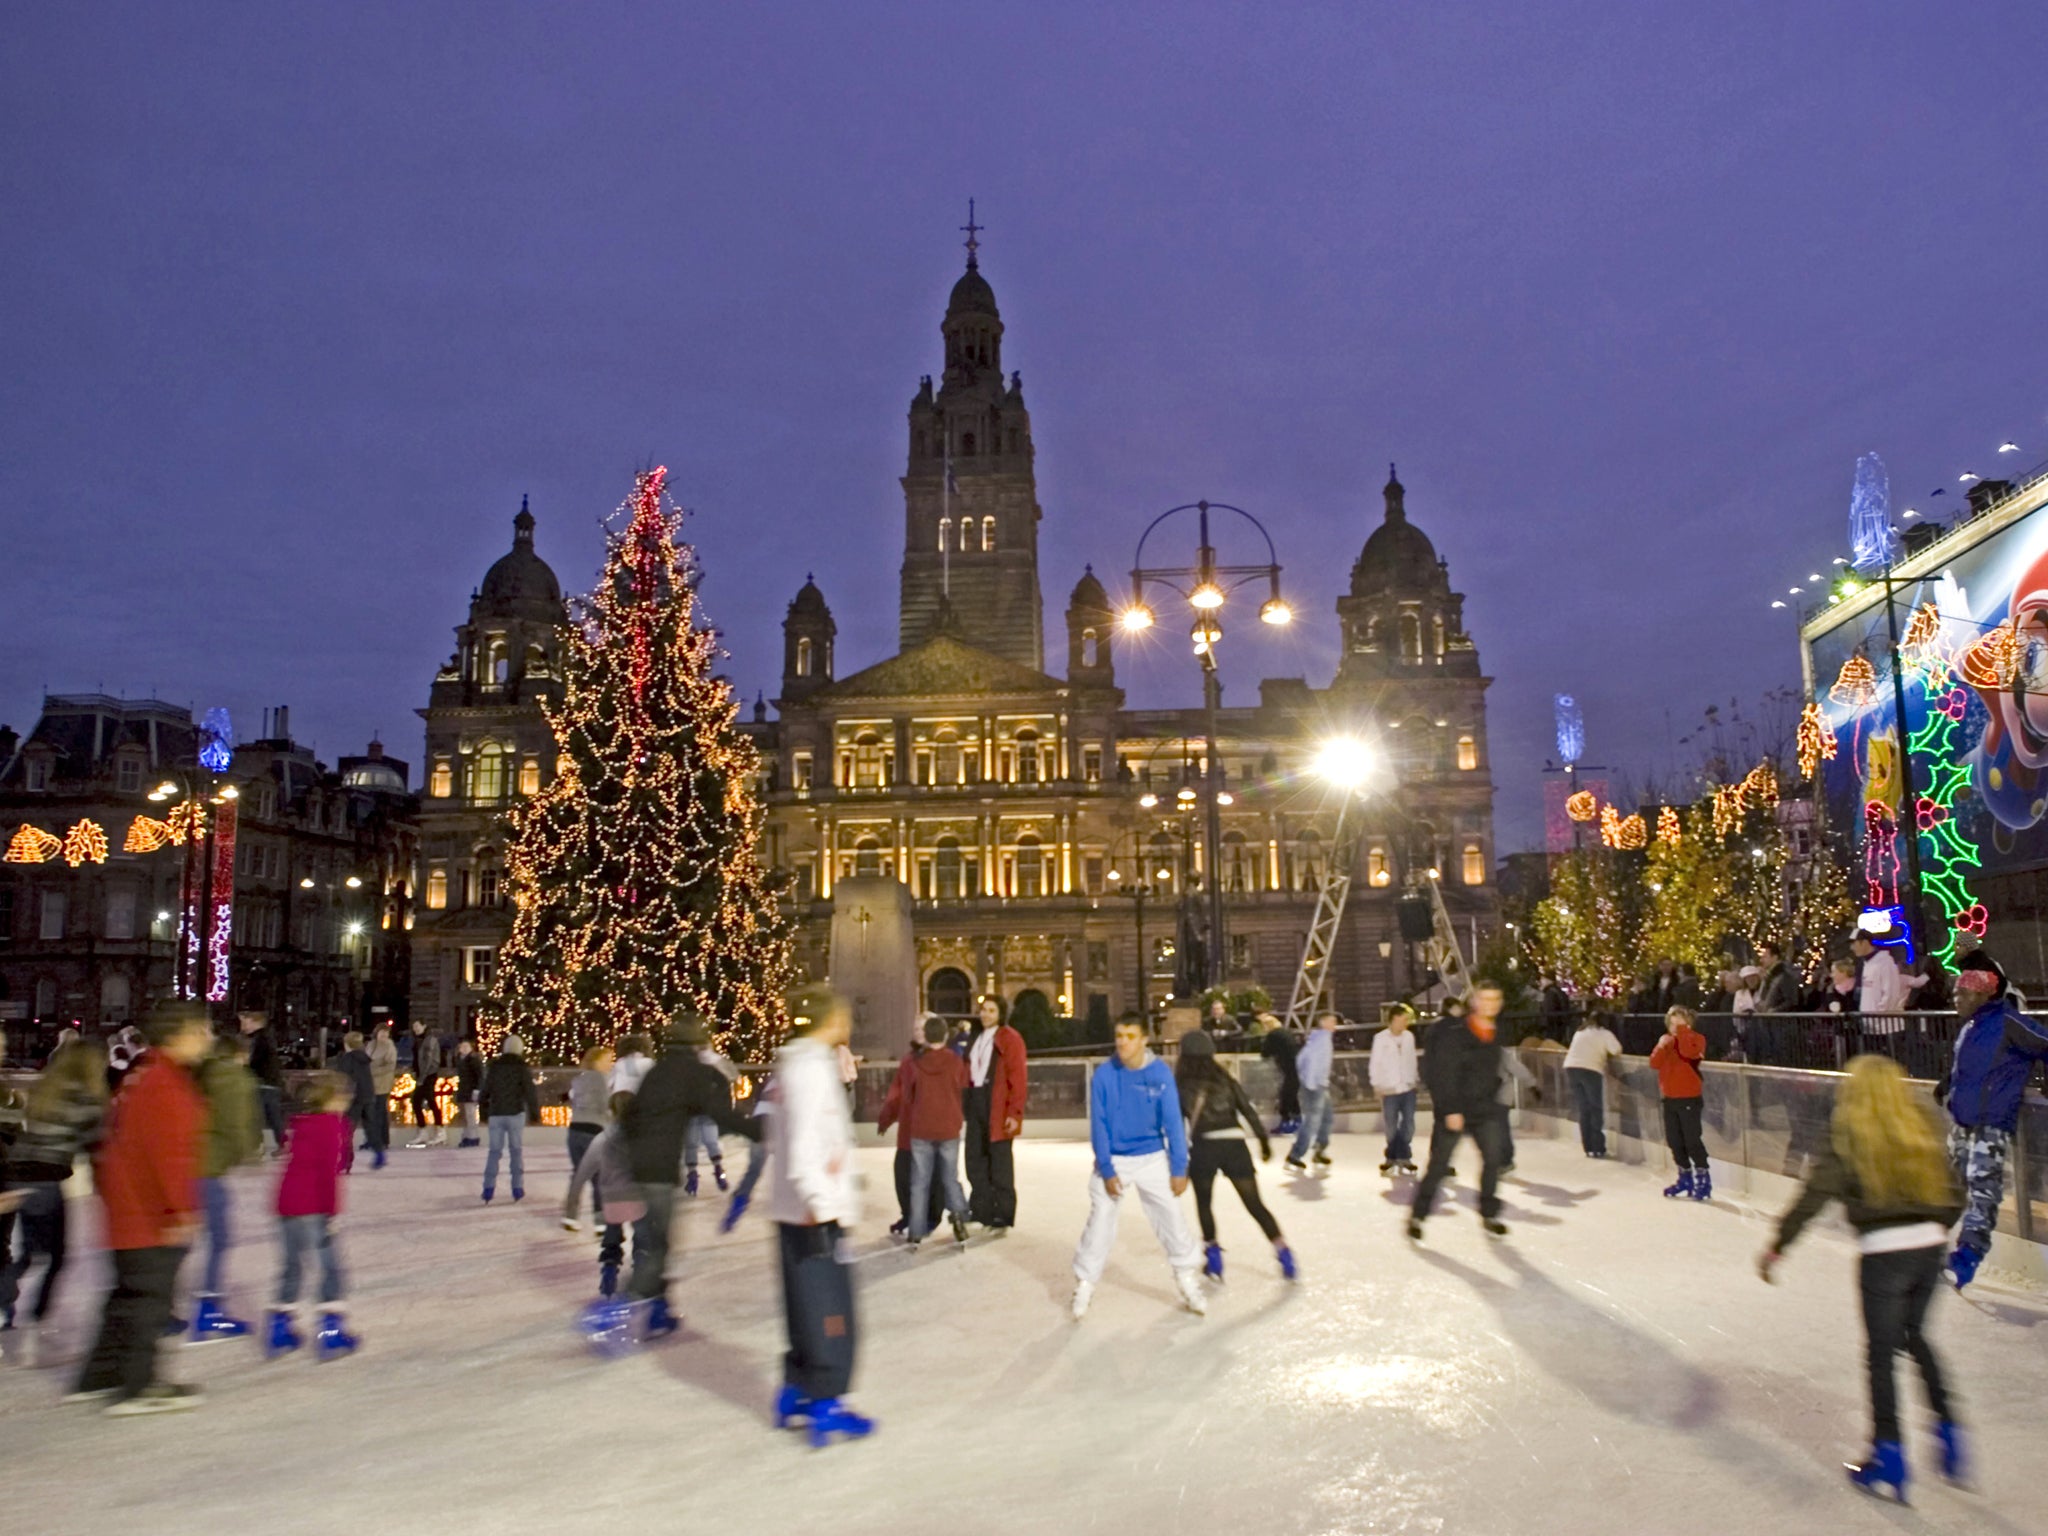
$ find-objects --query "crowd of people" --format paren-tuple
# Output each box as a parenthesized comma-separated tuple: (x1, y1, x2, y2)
(2, 947, 2045, 1498)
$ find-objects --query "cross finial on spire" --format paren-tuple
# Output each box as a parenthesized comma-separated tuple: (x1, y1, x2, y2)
(961, 198, 983, 268)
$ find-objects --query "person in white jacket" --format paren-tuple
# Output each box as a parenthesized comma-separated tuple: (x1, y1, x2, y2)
(1369, 1006, 1421, 1175)
(765, 984, 875, 1449)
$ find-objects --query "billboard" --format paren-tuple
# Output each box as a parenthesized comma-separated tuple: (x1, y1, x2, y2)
(1805, 474, 2048, 961)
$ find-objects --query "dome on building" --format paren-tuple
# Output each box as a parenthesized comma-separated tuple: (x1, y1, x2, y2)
(475, 497, 564, 617)
(947, 261, 999, 318)
(1350, 466, 1445, 595)
(788, 574, 832, 619)
(1069, 565, 1110, 611)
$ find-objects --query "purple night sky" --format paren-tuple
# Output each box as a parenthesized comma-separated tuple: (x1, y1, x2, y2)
(5, 5, 2044, 846)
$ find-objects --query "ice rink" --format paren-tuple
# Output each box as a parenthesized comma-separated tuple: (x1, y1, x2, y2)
(5, 1126, 2047, 1536)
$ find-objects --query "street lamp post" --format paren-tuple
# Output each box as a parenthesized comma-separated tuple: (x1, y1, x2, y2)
(1120, 501, 1288, 992)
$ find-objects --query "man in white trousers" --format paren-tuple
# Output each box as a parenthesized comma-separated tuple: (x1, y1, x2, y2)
(1071, 1018, 1206, 1320)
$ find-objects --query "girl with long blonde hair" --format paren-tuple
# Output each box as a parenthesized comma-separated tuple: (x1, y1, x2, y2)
(1759, 1054, 1965, 1504)
(5, 1037, 111, 1362)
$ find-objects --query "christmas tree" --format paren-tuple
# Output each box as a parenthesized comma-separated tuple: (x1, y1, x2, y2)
(488, 467, 793, 1062)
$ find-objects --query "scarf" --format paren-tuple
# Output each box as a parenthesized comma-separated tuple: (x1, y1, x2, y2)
(1467, 1015, 1497, 1043)
(969, 1025, 998, 1087)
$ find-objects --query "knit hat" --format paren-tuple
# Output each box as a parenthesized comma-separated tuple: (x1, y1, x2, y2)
(502, 1034, 525, 1056)
(1955, 948, 2006, 999)
(666, 1013, 709, 1047)
(1179, 1028, 1216, 1058)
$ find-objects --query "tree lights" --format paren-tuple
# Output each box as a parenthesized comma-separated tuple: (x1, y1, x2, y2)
(487, 467, 794, 1062)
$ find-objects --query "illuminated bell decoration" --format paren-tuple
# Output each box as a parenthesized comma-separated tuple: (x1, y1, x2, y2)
(1566, 791, 1599, 823)
(1740, 761, 1780, 810)
(1796, 702, 1836, 780)
(1829, 655, 1879, 709)
(1615, 813, 1648, 850)
(4, 824, 61, 864)
(1958, 621, 2022, 690)
(1657, 805, 1681, 845)
(61, 819, 109, 867)
(125, 816, 175, 853)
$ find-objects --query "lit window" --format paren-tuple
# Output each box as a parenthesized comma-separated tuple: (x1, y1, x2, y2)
(472, 746, 506, 802)
(479, 868, 501, 907)
(1368, 844, 1391, 888)
(1456, 735, 1478, 771)
(938, 518, 951, 553)
(520, 757, 541, 795)
(982, 516, 996, 551)
(792, 752, 813, 792)
(465, 946, 496, 988)
(430, 759, 453, 798)
(1462, 843, 1486, 886)
(960, 518, 973, 552)
(797, 637, 814, 677)
(1014, 837, 1044, 897)
(1015, 730, 1040, 784)
(934, 838, 963, 899)
(1082, 745, 1102, 783)
(426, 869, 448, 910)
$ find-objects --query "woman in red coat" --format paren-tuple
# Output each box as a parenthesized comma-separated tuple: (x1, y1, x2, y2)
(963, 997, 1029, 1229)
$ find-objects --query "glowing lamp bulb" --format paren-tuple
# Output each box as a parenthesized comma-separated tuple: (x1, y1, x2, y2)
(1311, 736, 1375, 789)
(345, 875, 363, 888)
(1139, 792, 1158, 808)
(1120, 604, 1154, 633)
(1259, 597, 1292, 626)
(300, 877, 315, 889)
(1190, 582, 1225, 611)
(1177, 786, 1197, 804)
(1216, 791, 1235, 806)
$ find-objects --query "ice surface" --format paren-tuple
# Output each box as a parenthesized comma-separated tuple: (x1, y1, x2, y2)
(5, 1127, 2047, 1536)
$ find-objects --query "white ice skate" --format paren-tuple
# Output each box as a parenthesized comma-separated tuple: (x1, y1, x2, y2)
(1175, 1270, 1209, 1316)
(1070, 1281, 1094, 1320)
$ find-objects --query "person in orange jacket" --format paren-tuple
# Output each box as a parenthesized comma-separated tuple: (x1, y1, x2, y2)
(72, 1002, 214, 1416)
(1650, 1005, 1711, 1201)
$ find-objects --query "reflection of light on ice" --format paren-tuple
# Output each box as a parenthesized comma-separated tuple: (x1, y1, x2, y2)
(1299, 1353, 1497, 1435)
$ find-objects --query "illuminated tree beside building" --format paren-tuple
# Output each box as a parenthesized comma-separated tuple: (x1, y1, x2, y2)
(489, 468, 793, 1061)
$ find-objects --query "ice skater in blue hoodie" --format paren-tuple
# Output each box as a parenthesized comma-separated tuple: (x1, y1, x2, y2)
(1070, 1018, 1206, 1320)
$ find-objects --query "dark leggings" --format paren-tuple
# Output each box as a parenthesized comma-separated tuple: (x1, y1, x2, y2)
(1189, 1138, 1281, 1245)
(1860, 1244, 1953, 1443)
(7, 1183, 67, 1320)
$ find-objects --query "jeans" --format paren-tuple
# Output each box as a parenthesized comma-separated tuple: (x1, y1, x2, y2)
(5, 1182, 67, 1322)
(683, 1116, 723, 1170)
(1411, 1111, 1508, 1224)
(258, 1085, 288, 1152)
(908, 1137, 968, 1240)
(77, 1245, 186, 1399)
(1662, 1097, 1707, 1171)
(1859, 1244, 1953, 1442)
(1289, 1087, 1334, 1161)
(483, 1116, 525, 1195)
(410, 1078, 442, 1128)
(458, 1103, 480, 1140)
(365, 1096, 390, 1154)
(199, 1176, 234, 1295)
(732, 1137, 769, 1205)
(1567, 1068, 1607, 1156)
(277, 1215, 346, 1307)
(629, 1183, 677, 1302)
(779, 1221, 856, 1400)
(1380, 1090, 1417, 1164)
(565, 1125, 602, 1219)
(599, 1218, 651, 1272)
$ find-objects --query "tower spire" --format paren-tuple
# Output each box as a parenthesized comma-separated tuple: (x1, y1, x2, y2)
(960, 198, 983, 269)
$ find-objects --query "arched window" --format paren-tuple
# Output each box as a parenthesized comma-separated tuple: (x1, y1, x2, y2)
(472, 745, 506, 803)
(960, 518, 973, 552)
(1462, 843, 1486, 886)
(1014, 835, 1044, 898)
(429, 758, 453, 798)
(426, 869, 449, 910)
(855, 837, 882, 878)
(1432, 614, 1446, 657)
(937, 518, 950, 553)
(934, 837, 963, 899)
(1361, 615, 1379, 651)
(1223, 830, 1252, 892)
(519, 757, 541, 795)
(927, 966, 972, 1017)
(1081, 627, 1099, 667)
(981, 516, 996, 551)
(1399, 614, 1422, 663)
(796, 637, 813, 677)
(1367, 843, 1392, 887)
(487, 637, 509, 685)
(1456, 735, 1478, 771)
(1015, 728, 1041, 784)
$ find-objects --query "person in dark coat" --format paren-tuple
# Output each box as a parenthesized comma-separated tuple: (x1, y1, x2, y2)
(335, 1032, 375, 1175)
(239, 1011, 287, 1155)
(452, 1039, 484, 1147)
(479, 1036, 541, 1202)
(405, 1021, 447, 1148)
(1258, 1016, 1302, 1133)
(1407, 983, 1510, 1240)
(1674, 963, 1704, 1011)
(619, 1014, 761, 1336)
(1757, 942, 1803, 1014)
